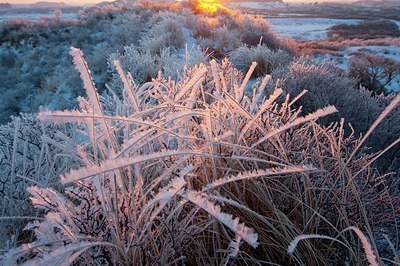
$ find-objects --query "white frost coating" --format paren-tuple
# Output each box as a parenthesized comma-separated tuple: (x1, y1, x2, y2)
(260, 88, 283, 111)
(154, 177, 187, 205)
(344, 227, 379, 266)
(239, 88, 283, 140)
(237, 61, 257, 102)
(287, 234, 345, 254)
(183, 191, 259, 248)
(151, 166, 191, 205)
(168, 110, 204, 122)
(27, 186, 60, 209)
(114, 59, 140, 112)
(289, 89, 308, 107)
(210, 60, 221, 95)
(175, 65, 207, 101)
(288, 227, 378, 266)
(202, 165, 317, 191)
(70, 47, 102, 116)
(37, 110, 90, 124)
(140, 165, 192, 222)
(228, 234, 242, 257)
(70, 47, 111, 146)
(347, 94, 400, 164)
(112, 128, 154, 159)
(140, 175, 187, 223)
(250, 74, 271, 111)
(258, 74, 272, 92)
(250, 106, 338, 151)
(61, 150, 203, 184)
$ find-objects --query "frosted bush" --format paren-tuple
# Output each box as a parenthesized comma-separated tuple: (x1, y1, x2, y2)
(198, 26, 242, 55)
(273, 58, 355, 114)
(109, 44, 208, 88)
(182, 12, 218, 39)
(109, 45, 158, 84)
(222, 14, 282, 49)
(270, 58, 400, 171)
(349, 53, 400, 94)
(230, 44, 291, 77)
(139, 12, 185, 53)
(0, 114, 79, 252)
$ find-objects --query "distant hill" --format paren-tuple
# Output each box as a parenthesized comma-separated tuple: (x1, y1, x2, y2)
(30, 1, 68, 8)
(226, 0, 283, 2)
(97, 1, 117, 6)
(0, 2, 12, 9)
(354, 0, 400, 7)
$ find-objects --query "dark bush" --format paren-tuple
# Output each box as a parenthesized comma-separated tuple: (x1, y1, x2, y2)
(328, 19, 400, 40)
(349, 53, 400, 95)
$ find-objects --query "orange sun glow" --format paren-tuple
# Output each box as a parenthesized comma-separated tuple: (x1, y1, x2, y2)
(197, 0, 224, 13)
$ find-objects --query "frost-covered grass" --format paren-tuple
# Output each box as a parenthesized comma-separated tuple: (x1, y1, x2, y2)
(0, 1, 400, 264)
(1, 46, 399, 265)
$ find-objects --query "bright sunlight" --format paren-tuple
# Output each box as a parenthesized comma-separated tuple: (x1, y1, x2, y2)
(197, 0, 224, 13)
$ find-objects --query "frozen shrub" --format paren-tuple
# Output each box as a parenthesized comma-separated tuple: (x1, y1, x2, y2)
(354, 89, 400, 171)
(230, 44, 291, 77)
(198, 26, 242, 55)
(269, 58, 400, 171)
(349, 53, 400, 94)
(328, 19, 400, 40)
(182, 12, 218, 39)
(232, 14, 281, 49)
(78, 4, 120, 22)
(109, 44, 208, 87)
(271, 59, 369, 127)
(2, 48, 399, 265)
(0, 114, 79, 252)
(295, 37, 400, 56)
(139, 12, 184, 53)
(108, 13, 144, 46)
(109, 45, 158, 84)
(0, 49, 19, 68)
(135, 0, 183, 14)
(272, 58, 356, 115)
(0, 17, 77, 46)
(180, 8, 291, 55)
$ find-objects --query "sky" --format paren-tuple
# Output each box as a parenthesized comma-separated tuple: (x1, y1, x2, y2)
(8, 0, 100, 4)
(7, 0, 356, 4)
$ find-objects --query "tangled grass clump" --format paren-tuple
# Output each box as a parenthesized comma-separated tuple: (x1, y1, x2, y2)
(1, 48, 399, 265)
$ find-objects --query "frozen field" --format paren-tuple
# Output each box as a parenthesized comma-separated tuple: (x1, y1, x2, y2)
(267, 18, 361, 40)
(0, 10, 77, 22)
(227, 1, 285, 10)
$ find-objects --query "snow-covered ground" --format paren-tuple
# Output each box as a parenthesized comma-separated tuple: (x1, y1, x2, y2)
(265, 17, 399, 92)
(267, 18, 361, 40)
(0, 11, 77, 22)
(227, 1, 286, 10)
(320, 45, 400, 92)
